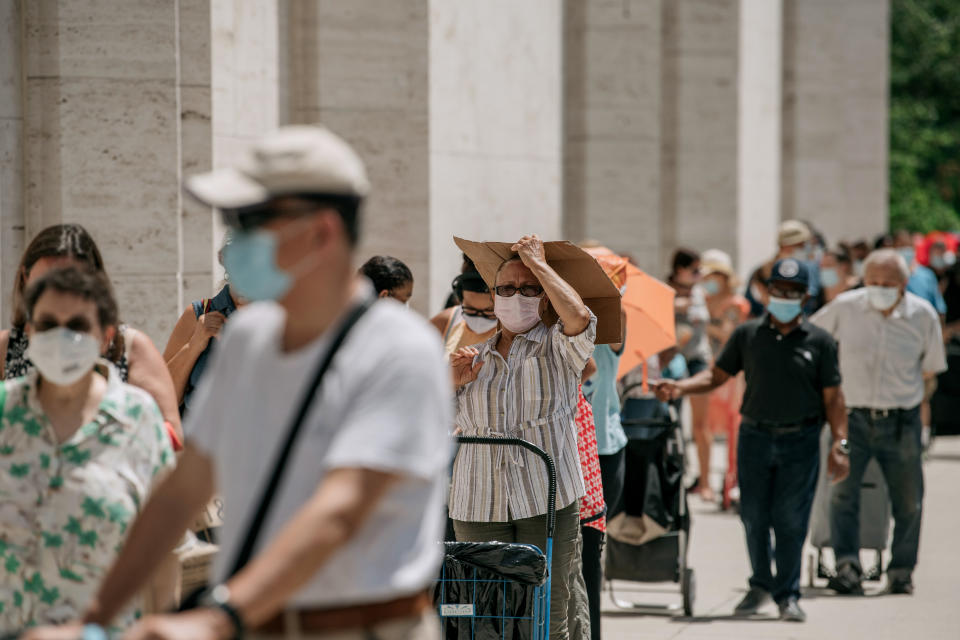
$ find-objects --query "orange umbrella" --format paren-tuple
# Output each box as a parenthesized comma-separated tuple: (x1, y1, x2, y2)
(584, 247, 676, 387)
(617, 264, 676, 385)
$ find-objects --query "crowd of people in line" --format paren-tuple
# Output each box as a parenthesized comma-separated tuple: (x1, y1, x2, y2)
(0, 124, 949, 640)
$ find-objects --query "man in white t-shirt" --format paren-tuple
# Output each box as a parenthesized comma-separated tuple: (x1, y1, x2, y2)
(27, 126, 452, 640)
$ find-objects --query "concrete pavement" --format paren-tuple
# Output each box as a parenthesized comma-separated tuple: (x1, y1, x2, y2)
(601, 435, 960, 640)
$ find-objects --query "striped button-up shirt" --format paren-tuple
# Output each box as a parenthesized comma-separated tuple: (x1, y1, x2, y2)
(450, 314, 597, 522)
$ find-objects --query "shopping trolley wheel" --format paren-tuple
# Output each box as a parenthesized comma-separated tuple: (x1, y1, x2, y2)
(682, 568, 696, 617)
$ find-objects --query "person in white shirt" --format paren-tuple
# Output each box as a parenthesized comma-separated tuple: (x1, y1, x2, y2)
(811, 248, 947, 596)
(26, 125, 452, 640)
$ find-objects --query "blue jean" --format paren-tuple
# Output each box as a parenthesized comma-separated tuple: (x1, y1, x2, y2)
(737, 422, 820, 603)
(831, 407, 924, 579)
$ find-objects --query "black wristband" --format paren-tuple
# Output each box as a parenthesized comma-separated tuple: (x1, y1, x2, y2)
(199, 584, 245, 640)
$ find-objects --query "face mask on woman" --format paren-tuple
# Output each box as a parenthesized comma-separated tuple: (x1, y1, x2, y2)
(494, 295, 542, 333)
(702, 279, 721, 296)
(463, 311, 498, 334)
(26, 328, 101, 386)
(820, 267, 840, 288)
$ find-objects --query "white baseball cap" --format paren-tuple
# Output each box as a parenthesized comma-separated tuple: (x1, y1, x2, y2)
(185, 125, 371, 210)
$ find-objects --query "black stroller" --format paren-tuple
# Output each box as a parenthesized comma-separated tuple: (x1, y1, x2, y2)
(605, 392, 694, 616)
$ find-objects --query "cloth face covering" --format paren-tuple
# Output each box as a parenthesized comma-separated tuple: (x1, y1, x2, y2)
(766, 296, 802, 323)
(866, 286, 901, 311)
(26, 328, 101, 385)
(494, 294, 542, 333)
(463, 311, 497, 334)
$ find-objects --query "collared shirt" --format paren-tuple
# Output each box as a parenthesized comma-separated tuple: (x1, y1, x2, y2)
(715, 315, 841, 424)
(189, 281, 453, 608)
(450, 314, 597, 522)
(583, 344, 627, 455)
(907, 265, 947, 315)
(0, 363, 174, 630)
(810, 289, 947, 409)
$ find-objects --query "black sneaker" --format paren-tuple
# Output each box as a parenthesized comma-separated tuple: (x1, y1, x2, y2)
(778, 598, 806, 623)
(733, 587, 771, 616)
(888, 576, 914, 595)
(828, 563, 864, 595)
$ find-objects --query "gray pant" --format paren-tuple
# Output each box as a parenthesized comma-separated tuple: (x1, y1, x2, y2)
(453, 501, 581, 640)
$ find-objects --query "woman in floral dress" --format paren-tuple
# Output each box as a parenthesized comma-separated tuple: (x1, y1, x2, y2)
(0, 267, 174, 633)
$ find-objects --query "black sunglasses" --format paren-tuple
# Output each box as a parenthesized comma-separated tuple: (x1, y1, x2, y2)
(462, 306, 496, 319)
(494, 285, 544, 298)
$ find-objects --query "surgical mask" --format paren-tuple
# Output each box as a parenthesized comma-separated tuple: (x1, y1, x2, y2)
(494, 294, 542, 333)
(820, 267, 840, 288)
(702, 279, 721, 296)
(867, 286, 901, 311)
(767, 296, 802, 323)
(222, 226, 316, 302)
(897, 247, 915, 266)
(26, 328, 101, 386)
(463, 311, 497, 334)
(852, 260, 865, 277)
(931, 252, 955, 270)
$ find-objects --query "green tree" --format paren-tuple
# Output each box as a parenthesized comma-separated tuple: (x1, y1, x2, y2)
(890, 0, 960, 231)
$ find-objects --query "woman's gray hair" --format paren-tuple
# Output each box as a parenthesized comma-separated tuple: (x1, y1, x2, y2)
(863, 248, 910, 282)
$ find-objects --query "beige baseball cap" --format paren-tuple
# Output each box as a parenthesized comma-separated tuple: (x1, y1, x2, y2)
(778, 220, 812, 247)
(185, 125, 371, 210)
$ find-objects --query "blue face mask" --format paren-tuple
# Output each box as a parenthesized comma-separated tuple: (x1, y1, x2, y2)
(767, 296, 803, 323)
(820, 267, 840, 288)
(897, 247, 915, 266)
(702, 279, 721, 296)
(222, 229, 293, 301)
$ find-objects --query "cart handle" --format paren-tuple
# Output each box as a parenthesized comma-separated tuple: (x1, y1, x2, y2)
(456, 436, 557, 539)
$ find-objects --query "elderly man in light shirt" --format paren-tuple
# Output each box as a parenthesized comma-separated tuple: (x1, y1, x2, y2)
(811, 248, 946, 596)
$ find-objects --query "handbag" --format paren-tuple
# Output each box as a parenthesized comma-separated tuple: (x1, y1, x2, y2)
(180, 297, 373, 609)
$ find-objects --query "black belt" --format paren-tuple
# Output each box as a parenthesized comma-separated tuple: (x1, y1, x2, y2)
(742, 415, 822, 434)
(849, 407, 911, 420)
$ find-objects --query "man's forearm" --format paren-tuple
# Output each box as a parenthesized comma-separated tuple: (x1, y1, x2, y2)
(529, 262, 590, 335)
(676, 368, 723, 396)
(85, 447, 214, 625)
(826, 395, 848, 442)
(225, 468, 398, 628)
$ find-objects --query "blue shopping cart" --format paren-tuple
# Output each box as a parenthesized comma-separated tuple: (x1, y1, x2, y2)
(435, 436, 556, 640)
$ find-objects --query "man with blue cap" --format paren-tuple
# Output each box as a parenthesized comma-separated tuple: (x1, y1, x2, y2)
(655, 258, 850, 623)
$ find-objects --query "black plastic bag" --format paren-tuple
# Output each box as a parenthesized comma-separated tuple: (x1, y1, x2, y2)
(435, 541, 547, 640)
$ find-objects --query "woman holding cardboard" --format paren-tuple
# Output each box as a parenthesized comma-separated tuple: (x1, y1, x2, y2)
(449, 234, 596, 640)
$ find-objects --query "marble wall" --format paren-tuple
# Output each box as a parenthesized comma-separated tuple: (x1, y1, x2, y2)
(0, 0, 24, 326)
(782, 0, 889, 245)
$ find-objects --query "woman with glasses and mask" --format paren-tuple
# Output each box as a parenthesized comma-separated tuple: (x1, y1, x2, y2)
(360, 255, 414, 304)
(0, 267, 175, 631)
(0, 224, 183, 449)
(430, 270, 497, 358)
(449, 234, 595, 640)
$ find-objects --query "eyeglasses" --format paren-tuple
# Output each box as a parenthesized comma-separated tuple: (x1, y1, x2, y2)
(494, 285, 544, 298)
(462, 306, 496, 319)
(768, 287, 806, 300)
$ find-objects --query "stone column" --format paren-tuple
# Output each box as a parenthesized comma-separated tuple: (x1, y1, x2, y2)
(737, 0, 782, 281)
(661, 0, 741, 266)
(0, 0, 25, 325)
(284, 1, 565, 313)
(781, 0, 889, 243)
(563, 0, 664, 274)
(430, 0, 564, 309)
(16, 0, 213, 345)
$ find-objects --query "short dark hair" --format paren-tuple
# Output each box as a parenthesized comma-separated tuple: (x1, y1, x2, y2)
(24, 266, 119, 331)
(453, 271, 489, 299)
(13, 224, 107, 327)
(360, 255, 414, 294)
(671, 248, 700, 274)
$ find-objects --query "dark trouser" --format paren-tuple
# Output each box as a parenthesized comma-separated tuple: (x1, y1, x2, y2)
(453, 502, 581, 640)
(598, 449, 626, 519)
(580, 525, 604, 640)
(831, 406, 924, 580)
(737, 422, 820, 603)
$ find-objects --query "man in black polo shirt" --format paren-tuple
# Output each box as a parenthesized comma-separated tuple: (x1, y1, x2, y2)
(655, 258, 850, 623)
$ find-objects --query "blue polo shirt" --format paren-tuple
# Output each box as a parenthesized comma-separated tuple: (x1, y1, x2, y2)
(907, 265, 946, 315)
(583, 344, 628, 455)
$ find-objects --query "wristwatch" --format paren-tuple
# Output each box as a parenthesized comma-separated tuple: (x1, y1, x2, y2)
(835, 438, 851, 456)
(198, 583, 245, 639)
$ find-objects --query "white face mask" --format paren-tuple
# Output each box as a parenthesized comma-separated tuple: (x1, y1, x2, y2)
(463, 311, 498, 334)
(26, 328, 101, 386)
(494, 294, 542, 333)
(866, 286, 901, 311)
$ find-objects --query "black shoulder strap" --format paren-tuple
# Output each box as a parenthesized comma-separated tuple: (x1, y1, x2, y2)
(228, 297, 374, 576)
